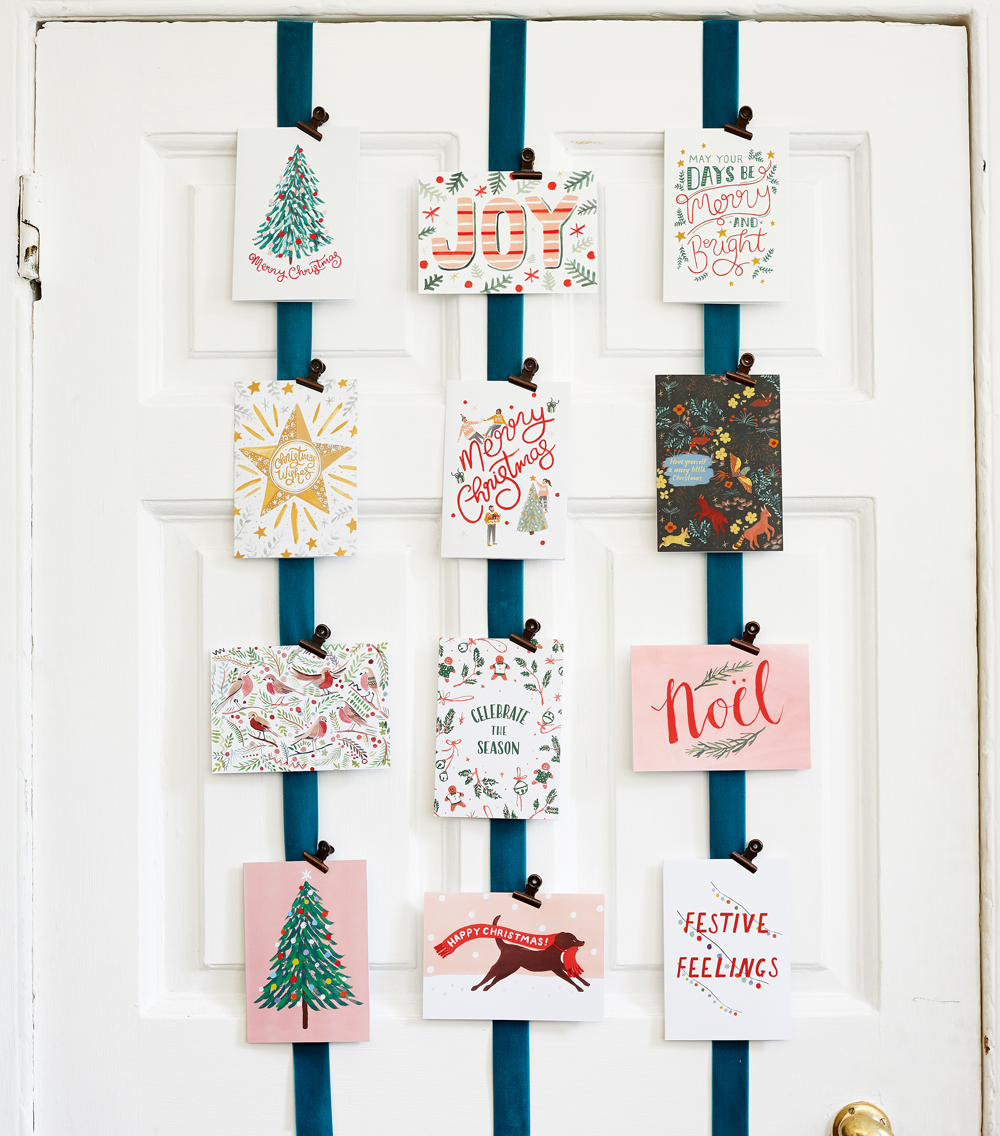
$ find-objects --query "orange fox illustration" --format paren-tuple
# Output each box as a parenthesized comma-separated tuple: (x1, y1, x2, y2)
(733, 507, 774, 550)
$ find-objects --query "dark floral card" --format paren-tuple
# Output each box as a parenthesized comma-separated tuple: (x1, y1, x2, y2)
(655, 374, 783, 552)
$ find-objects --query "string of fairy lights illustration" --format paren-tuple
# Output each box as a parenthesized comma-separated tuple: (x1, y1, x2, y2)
(676, 882, 783, 1016)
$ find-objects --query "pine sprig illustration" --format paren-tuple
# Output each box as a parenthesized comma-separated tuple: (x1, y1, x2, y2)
(693, 271, 708, 283)
(446, 171, 468, 194)
(488, 170, 508, 196)
(563, 170, 594, 192)
(675, 208, 685, 227)
(458, 768, 501, 800)
(542, 271, 556, 292)
(686, 728, 766, 759)
(470, 265, 484, 279)
(694, 660, 754, 690)
(576, 199, 597, 215)
(423, 274, 444, 291)
(417, 225, 436, 240)
(436, 707, 456, 736)
(677, 247, 689, 269)
(482, 274, 513, 293)
(565, 259, 597, 287)
(572, 236, 593, 255)
(418, 180, 447, 202)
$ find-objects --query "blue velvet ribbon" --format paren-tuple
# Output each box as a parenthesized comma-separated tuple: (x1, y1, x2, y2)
(275, 21, 333, 1136)
(487, 19, 530, 1136)
(703, 19, 749, 1136)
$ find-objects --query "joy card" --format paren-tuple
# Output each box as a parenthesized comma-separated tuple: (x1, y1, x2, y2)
(244, 860, 369, 1043)
(424, 892, 604, 1022)
(435, 637, 563, 820)
(663, 129, 787, 303)
(417, 170, 599, 294)
(632, 644, 809, 771)
(211, 643, 389, 772)
(664, 859, 790, 1040)
(232, 127, 359, 301)
(442, 382, 569, 560)
(656, 374, 783, 553)
(234, 378, 358, 559)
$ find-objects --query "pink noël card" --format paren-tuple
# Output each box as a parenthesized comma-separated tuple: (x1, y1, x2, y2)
(244, 861, 369, 1043)
(631, 645, 810, 771)
(423, 892, 604, 1022)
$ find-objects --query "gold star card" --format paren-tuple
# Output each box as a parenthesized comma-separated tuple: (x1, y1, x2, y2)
(234, 379, 358, 558)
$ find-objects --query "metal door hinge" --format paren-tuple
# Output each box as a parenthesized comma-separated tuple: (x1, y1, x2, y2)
(18, 174, 39, 286)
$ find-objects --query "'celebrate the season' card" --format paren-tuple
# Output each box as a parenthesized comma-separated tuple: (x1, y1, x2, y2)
(655, 374, 783, 553)
(663, 859, 790, 1040)
(435, 637, 563, 820)
(234, 378, 358, 559)
(663, 129, 787, 303)
(442, 382, 569, 560)
(244, 860, 369, 1043)
(211, 643, 389, 772)
(232, 127, 359, 301)
(631, 644, 810, 771)
(417, 170, 599, 294)
(424, 892, 604, 1022)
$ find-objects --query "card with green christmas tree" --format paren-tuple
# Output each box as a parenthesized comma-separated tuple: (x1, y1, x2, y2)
(244, 860, 369, 1042)
(662, 129, 788, 303)
(232, 127, 359, 301)
(234, 376, 358, 559)
(435, 636, 564, 820)
(442, 381, 570, 559)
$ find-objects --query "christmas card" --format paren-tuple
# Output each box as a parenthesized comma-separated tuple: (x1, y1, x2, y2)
(442, 382, 569, 560)
(663, 129, 788, 303)
(424, 892, 604, 1022)
(631, 644, 810, 771)
(244, 860, 369, 1043)
(232, 127, 359, 301)
(664, 859, 790, 1040)
(435, 637, 564, 820)
(417, 171, 599, 294)
(655, 374, 783, 553)
(234, 378, 358, 559)
(211, 643, 389, 772)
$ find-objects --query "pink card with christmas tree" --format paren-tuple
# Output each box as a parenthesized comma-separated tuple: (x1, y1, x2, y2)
(424, 891, 604, 1021)
(631, 644, 810, 771)
(232, 127, 359, 301)
(244, 860, 369, 1043)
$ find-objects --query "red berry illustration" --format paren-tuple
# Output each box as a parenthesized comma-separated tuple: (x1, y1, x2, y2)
(587, 251, 595, 259)
(548, 181, 557, 190)
(464, 280, 473, 289)
(420, 260, 428, 269)
(563, 279, 572, 287)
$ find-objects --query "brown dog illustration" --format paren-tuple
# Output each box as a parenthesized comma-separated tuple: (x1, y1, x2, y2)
(471, 915, 589, 993)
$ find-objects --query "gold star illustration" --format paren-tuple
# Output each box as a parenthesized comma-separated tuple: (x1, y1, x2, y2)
(248, 382, 260, 394)
(677, 159, 684, 167)
(347, 518, 357, 533)
(767, 151, 774, 159)
(306, 537, 318, 550)
(282, 383, 294, 394)
(676, 231, 685, 241)
(240, 404, 350, 517)
(752, 257, 761, 265)
(338, 379, 347, 388)
(701, 143, 706, 148)
(717, 228, 727, 237)
(281, 550, 291, 557)
(235, 551, 245, 558)
(255, 526, 267, 538)
(234, 506, 240, 516)
(235, 431, 242, 441)
(335, 548, 346, 556)
(771, 221, 775, 226)
(729, 281, 734, 286)
(680, 149, 686, 154)
(350, 426, 357, 437)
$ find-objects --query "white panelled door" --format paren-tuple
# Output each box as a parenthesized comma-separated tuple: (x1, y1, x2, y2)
(32, 17, 977, 1136)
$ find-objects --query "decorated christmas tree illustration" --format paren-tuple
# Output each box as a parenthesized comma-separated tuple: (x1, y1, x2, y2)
(254, 873, 361, 1029)
(517, 482, 548, 536)
(253, 145, 332, 263)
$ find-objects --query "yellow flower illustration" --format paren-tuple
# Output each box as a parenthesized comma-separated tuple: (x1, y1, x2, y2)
(729, 522, 741, 533)
(728, 397, 738, 407)
(745, 512, 757, 523)
(719, 432, 731, 443)
(715, 448, 726, 460)
(656, 472, 667, 489)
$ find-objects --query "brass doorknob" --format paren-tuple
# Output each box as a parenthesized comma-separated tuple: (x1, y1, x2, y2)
(834, 1102, 893, 1135)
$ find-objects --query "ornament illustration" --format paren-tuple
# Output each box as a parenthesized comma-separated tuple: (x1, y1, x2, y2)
(517, 483, 547, 536)
(254, 146, 332, 263)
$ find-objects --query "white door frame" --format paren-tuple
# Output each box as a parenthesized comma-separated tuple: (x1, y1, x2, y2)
(1, 2, 996, 1132)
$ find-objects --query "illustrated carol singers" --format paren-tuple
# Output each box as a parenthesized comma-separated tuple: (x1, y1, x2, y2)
(485, 506, 500, 547)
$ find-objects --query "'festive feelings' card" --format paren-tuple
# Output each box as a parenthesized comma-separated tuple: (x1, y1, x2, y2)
(631, 645, 810, 770)
(656, 374, 783, 553)
(442, 382, 569, 560)
(663, 129, 787, 303)
(234, 378, 358, 558)
(232, 127, 359, 301)
(435, 637, 563, 820)
(244, 860, 369, 1043)
(211, 643, 389, 772)
(424, 892, 604, 1022)
(417, 171, 599, 294)
(663, 860, 790, 1040)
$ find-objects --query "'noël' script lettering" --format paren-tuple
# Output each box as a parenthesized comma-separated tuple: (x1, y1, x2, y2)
(651, 659, 783, 743)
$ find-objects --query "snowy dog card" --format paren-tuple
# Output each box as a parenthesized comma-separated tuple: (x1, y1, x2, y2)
(424, 892, 604, 1021)
(442, 381, 569, 560)
(232, 127, 359, 301)
(418, 170, 599, 294)
(244, 860, 369, 1042)
(631, 644, 810, 771)
(211, 643, 389, 772)
(664, 859, 790, 1040)
(435, 636, 563, 820)
(234, 377, 358, 558)
(663, 129, 787, 303)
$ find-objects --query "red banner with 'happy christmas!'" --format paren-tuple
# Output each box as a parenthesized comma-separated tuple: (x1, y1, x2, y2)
(435, 922, 556, 957)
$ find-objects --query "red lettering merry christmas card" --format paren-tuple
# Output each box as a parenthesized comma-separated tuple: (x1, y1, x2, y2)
(232, 127, 359, 301)
(435, 636, 563, 820)
(664, 859, 790, 1040)
(424, 891, 604, 1022)
(631, 645, 809, 770)
(663, 129, 788, 304)
(417, 170, 599, 294)
(244, 860, 369, 1043)
(442, 381, 570, 559)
